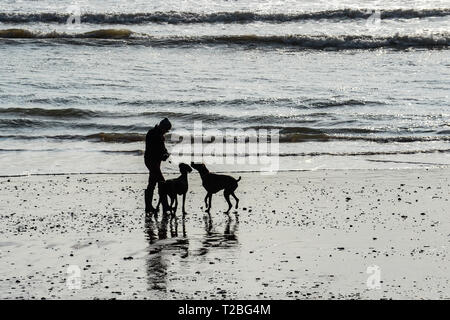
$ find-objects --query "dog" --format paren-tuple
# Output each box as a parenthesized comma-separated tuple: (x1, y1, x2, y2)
(156, 163, 192, 216)
(190, 162, 241, 214)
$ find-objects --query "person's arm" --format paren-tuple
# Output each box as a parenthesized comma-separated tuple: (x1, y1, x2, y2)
(160, 137, 169, 161)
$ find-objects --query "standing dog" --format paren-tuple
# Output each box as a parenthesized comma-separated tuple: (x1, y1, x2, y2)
(156, 163, 192, 216)
(191, 162, 241, 214)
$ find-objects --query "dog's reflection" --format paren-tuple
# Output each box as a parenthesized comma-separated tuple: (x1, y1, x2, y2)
(199, 214, 239, 256)
(144, 213, 188, 291)
(144, 212, 238, 291)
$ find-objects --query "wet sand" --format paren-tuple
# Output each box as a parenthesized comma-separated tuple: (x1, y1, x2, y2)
(0, 169, 448, 300)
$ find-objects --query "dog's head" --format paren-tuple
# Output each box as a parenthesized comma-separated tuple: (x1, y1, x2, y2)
(179, 163, 192, 174)
(190, 162, 209, 174)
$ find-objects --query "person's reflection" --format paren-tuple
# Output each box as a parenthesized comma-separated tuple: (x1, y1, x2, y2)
(144, 213, 188, 291)
(157, 211, 170, 239)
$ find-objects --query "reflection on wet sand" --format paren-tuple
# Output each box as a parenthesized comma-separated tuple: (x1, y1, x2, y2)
(144, 212, 239, 292)
(144, 213, 188, 291)
(198, 214, 239, 256)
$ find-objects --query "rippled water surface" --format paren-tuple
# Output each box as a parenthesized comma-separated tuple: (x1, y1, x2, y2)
(0, 0, 449, 175)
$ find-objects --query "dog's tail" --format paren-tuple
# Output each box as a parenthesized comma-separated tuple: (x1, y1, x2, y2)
(236, 176, 241, 183)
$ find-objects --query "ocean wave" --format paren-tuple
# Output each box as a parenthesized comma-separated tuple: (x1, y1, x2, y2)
(0, 107, 99, 118)
(2, 96, 373, 109)
(0, 98, 383, 123)
(291, 134, 450, 143)
(1, 29, 449, 50)
(1, 146, 448, 159)
(124, 97, 382, 109)
(0, 118, 148, 131)
(85, 132, 145, 143)
(0, 8, 449, 24)
(2, 130, 449, 144)
(0, 28, 133, 39)
(101, 148, 450, 157)
(279, 148, 450, 157)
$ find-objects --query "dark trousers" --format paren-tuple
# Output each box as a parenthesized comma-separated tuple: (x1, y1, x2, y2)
(145, 158, 168, 213)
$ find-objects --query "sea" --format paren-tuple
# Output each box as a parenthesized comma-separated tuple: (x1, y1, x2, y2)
(0, 0, 449, 175)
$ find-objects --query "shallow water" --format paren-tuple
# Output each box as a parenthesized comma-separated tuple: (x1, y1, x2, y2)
(0, 0, 449, 175)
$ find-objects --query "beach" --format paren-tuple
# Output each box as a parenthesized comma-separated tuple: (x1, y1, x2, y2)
(1, 0, 449, 301)
(1, 168, 448, 300)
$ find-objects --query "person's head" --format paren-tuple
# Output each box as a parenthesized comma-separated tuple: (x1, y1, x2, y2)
(159, 118, 172, 133)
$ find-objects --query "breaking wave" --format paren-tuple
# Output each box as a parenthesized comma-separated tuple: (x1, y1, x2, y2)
(0, 28, 133, 39)
(1, 29, 448, 50)
(0, 8, 449, 24)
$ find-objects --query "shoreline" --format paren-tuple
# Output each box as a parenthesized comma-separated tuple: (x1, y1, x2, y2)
(1, 164, 449, 178)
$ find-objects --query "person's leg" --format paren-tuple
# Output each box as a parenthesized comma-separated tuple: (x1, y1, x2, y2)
(144, 158, 156, 214)
(145, 173, 157, 213)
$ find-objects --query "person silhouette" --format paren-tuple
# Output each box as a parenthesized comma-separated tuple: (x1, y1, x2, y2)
(144, 118, 172, 214)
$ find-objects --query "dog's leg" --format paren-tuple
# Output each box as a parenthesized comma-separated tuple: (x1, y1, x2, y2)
(182, 193, 187, 215)
(207, 193, 213, 213)
(232, 192, 239, 209)
(204, 193, 211, 213)
(224, 191, 232, 214)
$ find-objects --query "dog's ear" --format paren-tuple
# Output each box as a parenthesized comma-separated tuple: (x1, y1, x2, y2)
(180, 163, 193, 173)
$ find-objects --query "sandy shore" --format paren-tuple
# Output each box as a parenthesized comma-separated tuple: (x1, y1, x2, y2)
(0, 168, 448, 300)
